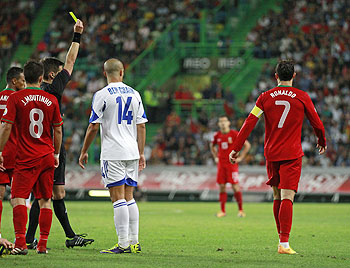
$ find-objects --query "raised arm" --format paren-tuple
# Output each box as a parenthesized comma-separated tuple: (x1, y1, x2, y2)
(79, 123, 100, 169)
(137, 123, 146, 171)
(64, 19, 84, 75)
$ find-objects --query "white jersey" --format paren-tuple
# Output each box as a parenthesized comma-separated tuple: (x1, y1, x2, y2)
(89, 82, 148, 161)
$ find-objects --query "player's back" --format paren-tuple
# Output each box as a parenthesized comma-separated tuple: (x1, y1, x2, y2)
(0, 88, 17, 168)
(90, 82, 147, 161)
(4, 88, 62, 165)
(258, 85, 310, 161)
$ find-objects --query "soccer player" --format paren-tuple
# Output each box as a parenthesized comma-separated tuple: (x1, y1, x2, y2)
(210, 115, 251, 218)
(0, 60, 63, 254)
(229, 60, 326, 254)
(79, 58, 147, 254)
(26, 19, 94, 249)
(0, 67, 26, 238)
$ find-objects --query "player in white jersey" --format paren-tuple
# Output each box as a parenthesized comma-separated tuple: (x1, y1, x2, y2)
(79, 58, 147, 254)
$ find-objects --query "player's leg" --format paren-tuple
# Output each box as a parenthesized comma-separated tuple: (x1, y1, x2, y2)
(232, 183, 245, 217)
(217, 184, 227, 217)
(216, 163, 227, 217)
(125, 160, 140, 253)
(100, 160, 130, 254)
(11, 197, 28, 254)
(0, 184, 5, 238)
(107, 185, 130, 252)
(272, 186, 281, 235)
(277, 158, 302, 255)
(36, 198, 52, 254)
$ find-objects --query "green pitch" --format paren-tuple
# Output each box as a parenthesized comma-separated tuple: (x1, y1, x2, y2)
(1, 201, 349, 267)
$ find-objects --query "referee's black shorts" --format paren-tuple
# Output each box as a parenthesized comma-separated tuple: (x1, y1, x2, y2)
(54, 145, 66, 185)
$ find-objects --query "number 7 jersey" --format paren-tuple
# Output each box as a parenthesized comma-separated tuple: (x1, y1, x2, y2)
(232, 85, 326, 161)
(89, 82, 148, 161)
(1, 87, 63, 167)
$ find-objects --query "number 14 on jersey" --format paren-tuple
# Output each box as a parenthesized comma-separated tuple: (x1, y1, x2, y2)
(116, 96, 133, 125)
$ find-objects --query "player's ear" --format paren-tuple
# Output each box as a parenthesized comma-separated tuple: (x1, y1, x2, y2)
(120, 69, 124, 78)
(293, 72, 296, 79)
(50, 72, 55, 80)
(38, 75, 43, 84)
(103, 71, 107, 77)
(11, 77, 17, 86)
(275, 73, 279, 80)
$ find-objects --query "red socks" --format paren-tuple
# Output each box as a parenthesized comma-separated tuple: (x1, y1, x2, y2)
(234, 192, 243, 211)
(219, 192, 227, 213)
(37, 208, 53, 250)
(273, 199, 281, 234)
(279, 199, 293, 243)
(0, 200, 2, 233)
(13, 205, 28, 249)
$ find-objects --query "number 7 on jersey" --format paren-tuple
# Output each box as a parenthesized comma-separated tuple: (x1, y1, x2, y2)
(275, 100, 290, 128)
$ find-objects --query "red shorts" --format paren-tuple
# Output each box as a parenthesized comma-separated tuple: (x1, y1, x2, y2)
(217, 162, 239, 185)
(11, 154, 55, 199)
(266, 157, 302, 192)
(0, 169, 13, 186)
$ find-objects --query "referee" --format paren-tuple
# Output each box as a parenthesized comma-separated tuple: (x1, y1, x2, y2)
(26, 19, 94, 249)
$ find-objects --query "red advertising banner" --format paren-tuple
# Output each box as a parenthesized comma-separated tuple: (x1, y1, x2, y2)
(65, 166, 350, 194)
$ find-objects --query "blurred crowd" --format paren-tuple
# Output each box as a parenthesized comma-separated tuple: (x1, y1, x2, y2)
(148, 0, 350, 167)
(0, 0, 43, 78)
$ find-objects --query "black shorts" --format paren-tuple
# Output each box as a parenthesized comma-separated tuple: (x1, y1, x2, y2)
(54, 145, 66, 185)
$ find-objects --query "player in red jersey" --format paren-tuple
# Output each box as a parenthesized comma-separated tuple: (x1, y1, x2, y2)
(211, 115, 251, 218)
(0, 67, 26, 240)
(229, 60, 326, 254)
(0, 61, 63, 255)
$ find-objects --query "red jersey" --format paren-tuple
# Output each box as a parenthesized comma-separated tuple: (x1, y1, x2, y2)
(232, 85, 326, 161)
(0, 88, 17, 169)
(212, 129, 239, 168)
(1, 87, 63, 167)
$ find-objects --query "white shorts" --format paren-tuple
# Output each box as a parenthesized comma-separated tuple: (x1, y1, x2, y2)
(100, 159, 139, 188)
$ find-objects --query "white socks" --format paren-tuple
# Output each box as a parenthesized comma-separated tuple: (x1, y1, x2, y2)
(113, 199, 129, 248)
(280, 242, 289, 249)
(127, 199, 139, 245)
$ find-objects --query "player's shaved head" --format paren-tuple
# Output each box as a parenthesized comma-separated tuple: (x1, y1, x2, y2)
(104, 58, 124, 75)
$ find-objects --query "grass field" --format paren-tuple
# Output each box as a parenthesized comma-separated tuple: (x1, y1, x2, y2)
(0, 201, 349, 267)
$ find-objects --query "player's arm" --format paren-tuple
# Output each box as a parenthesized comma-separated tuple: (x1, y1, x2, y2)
(53, 125, 62, 168)
(304, 94, 327, 154)
(0, 122, 12, 170)
(229, 103, 262, 164)
(209, 143, 218, 164)
(236, 140, 251, 163)
(137, 123, 146, 171)
(64, 19, 84, 76)
(79, 123, 100, 169)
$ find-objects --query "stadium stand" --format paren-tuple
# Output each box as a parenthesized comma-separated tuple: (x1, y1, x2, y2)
(0, 0, 43, 78)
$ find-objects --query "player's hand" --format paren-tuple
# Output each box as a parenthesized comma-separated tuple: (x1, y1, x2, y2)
(74, 19, 84, 34)
(79, 152, 88, 169)
(54, 155, 60, 168)
(214, 157, 219, 164)
(0, 238, 14, 249)
(139, 154, 146, 171)
(235, 156, 243, 163)
(316, 144, 327, 155)
(0, 155, 5, 171)
(229, 150, 239, 164)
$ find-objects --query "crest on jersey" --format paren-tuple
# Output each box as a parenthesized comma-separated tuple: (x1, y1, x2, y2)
(218, 138, 221, 142)
(228, 137, 232, 144)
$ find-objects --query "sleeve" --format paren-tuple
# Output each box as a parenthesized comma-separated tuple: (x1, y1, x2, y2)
(45, 69, 71, 97)
(136, 93, 148, 125)
(1, 94, 16, 124)
(211, 132, 218, 145)
(232, 94, 263, 152)
(89, 92, 105, 124)
(303, 93, 326, 147)
(52, 98, 63, 127)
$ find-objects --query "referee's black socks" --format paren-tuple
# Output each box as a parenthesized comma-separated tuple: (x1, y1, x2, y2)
(53, 199, 76, 238)
(26, 199, 40, 243)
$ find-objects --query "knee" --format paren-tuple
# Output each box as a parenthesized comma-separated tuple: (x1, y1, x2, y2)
(53, 187, 65, 200)
(233, 184, 240, 193)
(39, 199, 51, 209)
(219, 185, 226, 193)
(0, 186, 5, 200)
